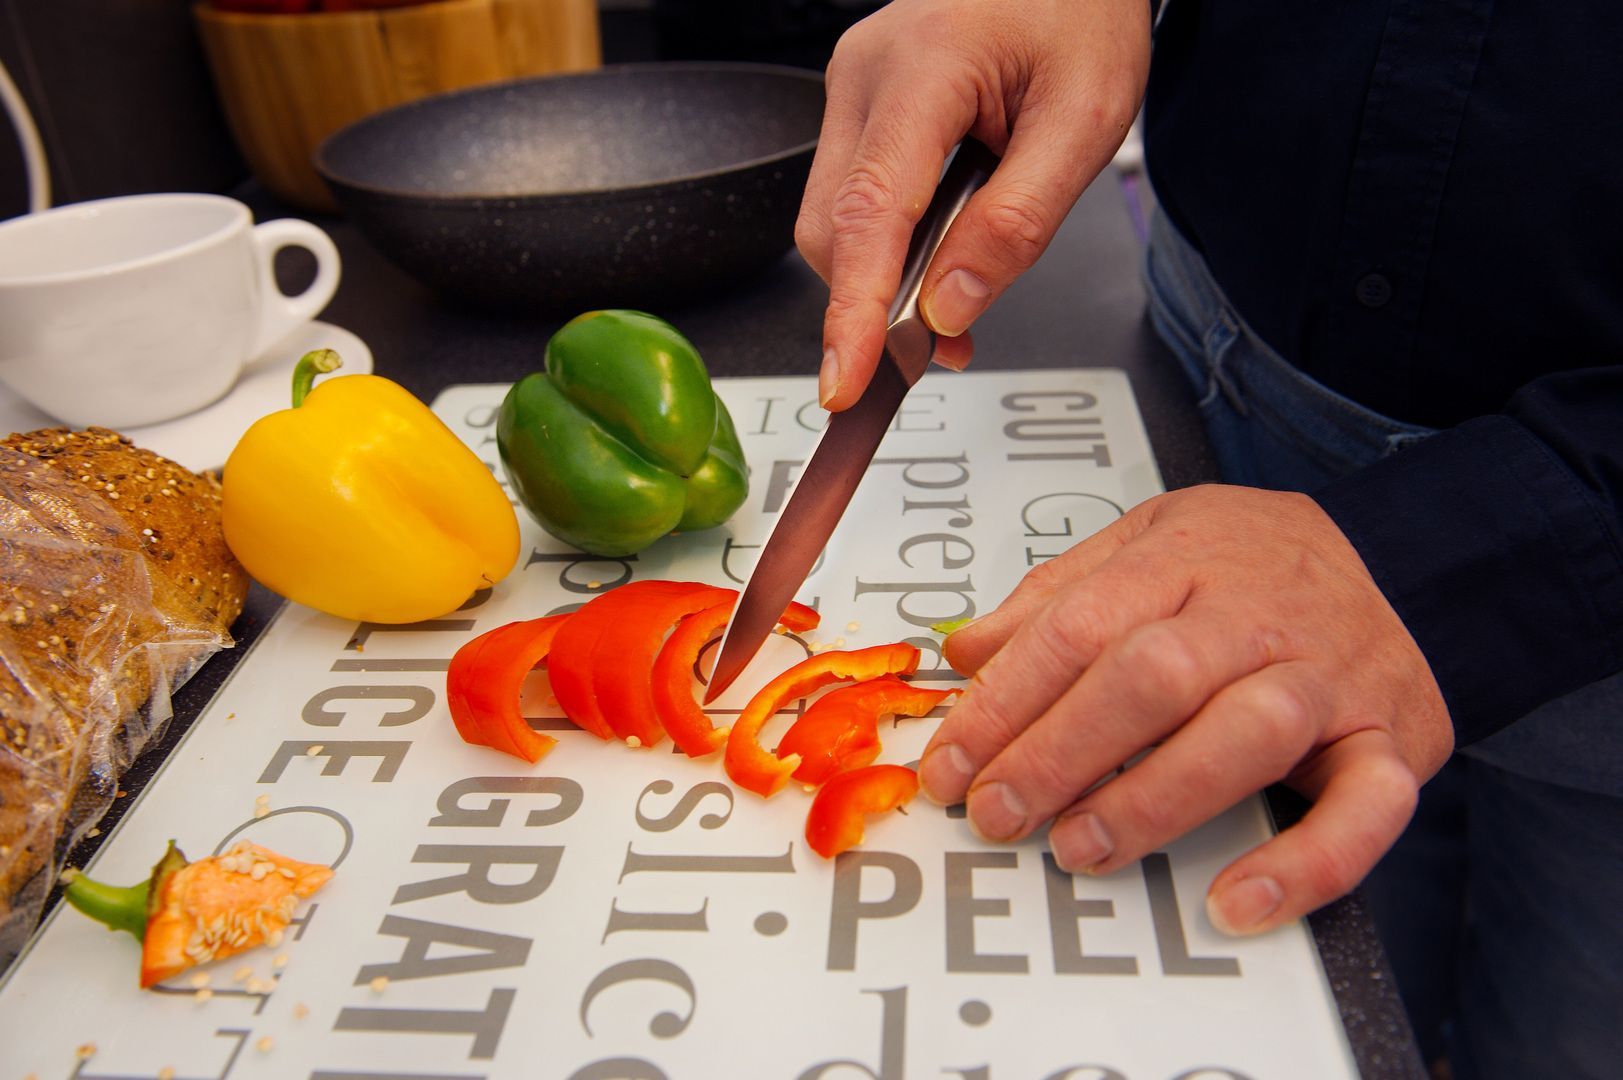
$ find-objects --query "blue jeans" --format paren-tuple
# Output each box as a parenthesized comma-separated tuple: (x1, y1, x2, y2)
(1144, 209, 1623, 1079)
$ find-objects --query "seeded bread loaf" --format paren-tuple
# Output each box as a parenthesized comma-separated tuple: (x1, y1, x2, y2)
(0, 428, 247, 965)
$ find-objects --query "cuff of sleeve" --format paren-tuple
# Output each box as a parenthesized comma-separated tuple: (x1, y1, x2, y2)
(1311, 416, 1623, 746)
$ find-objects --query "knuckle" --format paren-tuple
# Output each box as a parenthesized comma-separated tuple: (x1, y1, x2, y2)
(956, 681, 1027, 753)
(1117, 623, 1205, 706)
(1041, 602, 1111, 668)
(979, 188, 1052, 267)
(1361, 753, 1420, 824)
(1113, 775, 1177, 841)
(1022, 554, 1067, 594)
(1240, 678, 1316, 749)
(823, 287, 874, 321)
(1297, 833, 1367, 903)
(831, 165, 898, 231)
(793, 210, 829, 263)
(1007, 742, 1082, 809)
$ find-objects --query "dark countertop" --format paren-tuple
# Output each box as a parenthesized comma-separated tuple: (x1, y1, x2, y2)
(75, 170, 1423, 1079)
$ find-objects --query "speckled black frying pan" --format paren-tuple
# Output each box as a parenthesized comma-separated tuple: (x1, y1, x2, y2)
(314, 63, 824, 312)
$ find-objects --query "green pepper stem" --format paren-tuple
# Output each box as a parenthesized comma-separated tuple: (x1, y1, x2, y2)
(63, 871, 149, 941)
(291, 349, 344, 408)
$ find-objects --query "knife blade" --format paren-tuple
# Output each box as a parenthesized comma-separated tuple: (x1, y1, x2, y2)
(703, 137, 1001, 703)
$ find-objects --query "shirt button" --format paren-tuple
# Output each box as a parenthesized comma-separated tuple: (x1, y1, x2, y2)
(1356, 273, 1392, 308)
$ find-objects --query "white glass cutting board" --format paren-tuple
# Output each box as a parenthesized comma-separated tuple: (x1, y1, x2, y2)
(0, 369, 1357, 1080)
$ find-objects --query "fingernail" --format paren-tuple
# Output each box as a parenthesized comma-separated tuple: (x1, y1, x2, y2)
(818, 347, 839, 407)
(922, 268, 991, 337)
(1050, 812, 1114, 872)
(967, 781, 1027, 841)
(1207, 876, 1284, 935)
(919, 742, 973, 805)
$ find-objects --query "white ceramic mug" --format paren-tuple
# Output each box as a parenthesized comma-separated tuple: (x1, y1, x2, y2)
(0, 193, 340, 429)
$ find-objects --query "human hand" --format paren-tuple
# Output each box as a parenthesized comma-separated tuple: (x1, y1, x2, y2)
(921, 485, 1455, 935)
(797, 0, 1150, 408)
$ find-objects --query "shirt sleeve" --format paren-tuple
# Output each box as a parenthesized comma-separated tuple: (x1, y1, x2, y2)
(1310, 365, 1623, 746)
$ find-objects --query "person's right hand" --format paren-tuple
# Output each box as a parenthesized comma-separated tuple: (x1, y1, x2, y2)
(796, 0, 1151, 409)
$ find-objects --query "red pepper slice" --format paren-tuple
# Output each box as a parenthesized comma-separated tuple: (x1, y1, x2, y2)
(804, 764, 920, 859)
(549, 580, 693, 740)
(777, 676, 956, 785)
(725, 643, 920, 797)
(652, 597, 821, 757)
(446, 613, 570, 762)
(589, 582, 733, 747)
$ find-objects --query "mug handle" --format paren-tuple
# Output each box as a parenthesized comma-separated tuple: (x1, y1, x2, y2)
(249, 218, 342, 359)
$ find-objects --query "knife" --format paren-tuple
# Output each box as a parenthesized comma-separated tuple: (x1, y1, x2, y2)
(703, 137, 1001, 703)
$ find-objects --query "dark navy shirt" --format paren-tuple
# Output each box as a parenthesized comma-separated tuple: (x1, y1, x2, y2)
(1143, 1, 1623, 747)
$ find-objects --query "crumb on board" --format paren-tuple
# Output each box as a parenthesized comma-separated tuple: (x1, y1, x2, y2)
(256, 1036, 274, 1054)
(273, 953, 289, 969)
(189, 972, 211, 989)
(306, 744, 324, 756)
(194, 988, 214, 1003)
(85, 827, 100, 838)
(587, 580, 601, 589)
(75, 1043, 96, 1060)
(253, 804, 270, 819)
(626, 735, 641, 749)
(847, 621, 861, 632)
(159, 1068, 177, 1080)
(232, 966, 253, 984)
(369, 975, 389, 994)
(293, 1002, 310, 1020)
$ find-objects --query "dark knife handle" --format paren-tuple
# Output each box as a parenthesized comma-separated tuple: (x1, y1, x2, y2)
(885, 137, 1002, 383)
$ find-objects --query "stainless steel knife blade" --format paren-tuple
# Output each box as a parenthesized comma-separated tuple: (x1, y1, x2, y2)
(703, 137, 1000, 703)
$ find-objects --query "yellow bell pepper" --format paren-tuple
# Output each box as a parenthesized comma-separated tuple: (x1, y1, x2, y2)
(222, 350, 520, 623)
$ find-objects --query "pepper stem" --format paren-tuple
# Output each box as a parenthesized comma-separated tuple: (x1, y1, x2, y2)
(291, 349, 343, 408)
(62, 870, 149, 941)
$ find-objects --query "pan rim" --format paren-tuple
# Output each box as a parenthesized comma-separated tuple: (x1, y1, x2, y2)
(312, 61, 825, 206)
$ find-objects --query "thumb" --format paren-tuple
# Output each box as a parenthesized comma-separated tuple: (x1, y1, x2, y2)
(920, 87, 1129, 339)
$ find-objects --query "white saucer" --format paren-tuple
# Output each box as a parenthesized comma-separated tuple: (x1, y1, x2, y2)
(0, 320, 373, 473)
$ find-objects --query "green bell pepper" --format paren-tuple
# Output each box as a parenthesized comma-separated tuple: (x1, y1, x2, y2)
(497, 310, 749, 557)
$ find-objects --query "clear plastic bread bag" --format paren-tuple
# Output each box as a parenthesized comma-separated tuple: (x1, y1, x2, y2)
(0, 447, 228, 971)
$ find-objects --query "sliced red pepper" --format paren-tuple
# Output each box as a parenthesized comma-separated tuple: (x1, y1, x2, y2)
(777, 676, 957, 785)
(589, 582, 733, 748)
(804, 764, 920, 859)
(724, 643, 920, 798)
(549, 580, 693, 740)
(446, 613, 570, 762)
(652, 597, 821, 757)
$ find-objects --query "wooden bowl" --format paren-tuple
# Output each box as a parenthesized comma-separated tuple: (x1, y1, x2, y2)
(194, 0, 600, 211)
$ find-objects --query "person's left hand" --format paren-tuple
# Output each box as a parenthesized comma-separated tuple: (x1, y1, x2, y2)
(921, 484, 1455, 935)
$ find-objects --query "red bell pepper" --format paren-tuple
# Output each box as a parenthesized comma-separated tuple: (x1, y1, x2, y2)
(804, 764, 920, 859)
(724, 643, 920, 798)
(549, 580, 694, 740)
(446, 613, 570, 763)
(777, 676, 956, 785)
(652, 597, 820, 757)
(589, 582, 733, 747)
